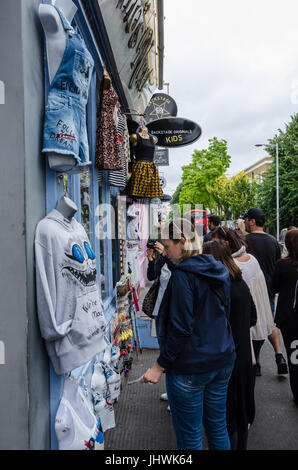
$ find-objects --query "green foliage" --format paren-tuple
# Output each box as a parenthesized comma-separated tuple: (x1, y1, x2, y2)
(209, 172, 259, 221)
(170, 182, 183, 206)
(179, 137, 231, 210)
(256, 114, 298, 235)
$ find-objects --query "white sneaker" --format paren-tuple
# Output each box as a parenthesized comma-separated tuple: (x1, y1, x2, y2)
(167, 405, 170, 412)
(160, 393, 168, 401)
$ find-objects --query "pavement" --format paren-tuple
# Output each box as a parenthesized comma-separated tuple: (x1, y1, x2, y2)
(104, 348, 176, 450)
(246, 340, 298, 450)
(104, 339, 298, 451)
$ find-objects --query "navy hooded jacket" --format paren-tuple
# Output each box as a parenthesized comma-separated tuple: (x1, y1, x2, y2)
(156, 254, 236, 374)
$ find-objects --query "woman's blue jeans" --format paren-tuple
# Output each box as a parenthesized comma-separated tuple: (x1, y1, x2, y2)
(166, 363, 234, 450)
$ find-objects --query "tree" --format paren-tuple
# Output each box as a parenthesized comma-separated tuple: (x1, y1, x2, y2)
(209, 172, 259, 221)
(179, 137, 231, 210)
(170, 182, 183, 206)
(208, 176, 233, 220)
(256, 114, 298, 235)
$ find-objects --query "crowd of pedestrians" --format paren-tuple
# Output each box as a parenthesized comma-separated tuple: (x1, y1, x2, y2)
(141, 209, 298, 450)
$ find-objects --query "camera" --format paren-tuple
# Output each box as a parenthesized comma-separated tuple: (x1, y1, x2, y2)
(146, 240, 156, 250)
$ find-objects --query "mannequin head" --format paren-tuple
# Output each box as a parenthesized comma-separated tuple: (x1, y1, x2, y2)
(52, 0, 77, 21)
(56, 195, 77, 221)
(138, 126, 149, 139)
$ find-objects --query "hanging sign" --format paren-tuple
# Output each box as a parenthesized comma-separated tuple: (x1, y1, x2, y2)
(154, 147, 169, 166)
(144, 93, 178, 123)
(116, 0, 155, 92)
(147, 117, 202, 147)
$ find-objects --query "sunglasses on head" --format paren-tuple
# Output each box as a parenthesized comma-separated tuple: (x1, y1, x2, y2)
(217, 226, 228, 239)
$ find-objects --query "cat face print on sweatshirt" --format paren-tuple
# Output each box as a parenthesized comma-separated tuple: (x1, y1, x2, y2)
(60, 237, 97, 289)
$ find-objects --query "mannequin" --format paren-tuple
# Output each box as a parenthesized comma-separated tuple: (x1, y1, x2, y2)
(126, 123, 162, 198)
(55, 195, 77, 221)
(129, 125, 157, 146)
(39, 0, 91, 174)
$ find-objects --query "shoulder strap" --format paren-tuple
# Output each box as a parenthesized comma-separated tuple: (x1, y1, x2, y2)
(54, 6, 74, 35)
(208, 282, 229, 309)
(194, 273, 229, 313)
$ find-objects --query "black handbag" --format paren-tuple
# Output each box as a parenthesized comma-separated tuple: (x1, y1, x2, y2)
(142, 278, 160, 318)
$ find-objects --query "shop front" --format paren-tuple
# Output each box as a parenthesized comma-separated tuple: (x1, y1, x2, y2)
(0, 0, 164, 450)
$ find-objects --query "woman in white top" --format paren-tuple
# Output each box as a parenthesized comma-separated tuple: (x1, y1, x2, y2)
(212, 226, 275, 376)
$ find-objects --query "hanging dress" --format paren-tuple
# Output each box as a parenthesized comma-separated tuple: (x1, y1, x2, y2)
(129, 134, 163, 198)
(42, 6, 94, 167)
(95, 85, 122, 170)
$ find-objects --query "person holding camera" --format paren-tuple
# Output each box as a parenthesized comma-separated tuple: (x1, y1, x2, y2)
(142, 219, 235, 450)
(146, 240, 175, 405)
(146, 240, 175, 281)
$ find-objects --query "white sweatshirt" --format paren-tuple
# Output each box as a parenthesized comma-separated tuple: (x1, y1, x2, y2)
(35, 209, 106, 375)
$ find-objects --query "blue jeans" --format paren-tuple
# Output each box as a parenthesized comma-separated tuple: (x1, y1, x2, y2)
(269, 297, 275, 315)
(42, 6, 93, 166)
(166, 363, 234, 450)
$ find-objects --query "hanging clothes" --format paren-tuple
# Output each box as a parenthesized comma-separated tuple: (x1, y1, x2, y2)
(137, 200, 149, 289)
(109, 112, 127, 188)
(95, 85, 122, 170)
(129, 134, 163, 198)
(125, 241, 140, 289)
(55, 377, 98, 451)
(35, 209, 106, 375)
(122, 115, 131, 174)
(42, 6, 94, 167)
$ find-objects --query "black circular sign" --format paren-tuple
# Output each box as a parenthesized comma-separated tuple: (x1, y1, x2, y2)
(144, 93, 178, 124)
(147, 117, 202, 147)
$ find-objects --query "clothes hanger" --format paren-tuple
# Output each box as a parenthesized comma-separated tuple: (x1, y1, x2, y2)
(102, 69, 111, 93)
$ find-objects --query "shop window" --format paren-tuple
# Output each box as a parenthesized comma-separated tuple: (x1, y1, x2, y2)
(80, 169, 91, 238)
(110, 189, 119, 288)
(97, 175, 120, 302)
(98, 172, 107, 300)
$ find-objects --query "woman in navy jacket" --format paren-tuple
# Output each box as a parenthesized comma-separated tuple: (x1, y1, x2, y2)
(142, 218, 236, 450)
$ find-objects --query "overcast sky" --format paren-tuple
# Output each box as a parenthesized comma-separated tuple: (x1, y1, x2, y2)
(158, 0, 298, 195)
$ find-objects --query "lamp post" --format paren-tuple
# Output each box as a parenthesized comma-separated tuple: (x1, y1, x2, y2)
(255, 143, 279, 240)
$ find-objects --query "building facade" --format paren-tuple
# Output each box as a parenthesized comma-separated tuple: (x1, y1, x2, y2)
(0, 0, 164, 450)
(240, 156, 273, 184)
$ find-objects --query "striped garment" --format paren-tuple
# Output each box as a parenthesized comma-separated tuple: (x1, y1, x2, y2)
(109, 112, 126, 188)
(97, 112, 130, 189)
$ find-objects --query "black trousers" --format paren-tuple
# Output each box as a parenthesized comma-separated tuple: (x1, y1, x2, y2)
(229, 427, 249, 450)
(252, 339, 265, 363)
(280, 327, 298, 403)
